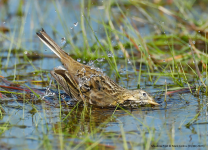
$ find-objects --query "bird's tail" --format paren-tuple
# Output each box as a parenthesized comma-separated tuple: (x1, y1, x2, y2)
(36, 28, 69, 59)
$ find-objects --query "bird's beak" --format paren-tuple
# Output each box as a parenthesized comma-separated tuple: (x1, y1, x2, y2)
(142, 100, 160, 106)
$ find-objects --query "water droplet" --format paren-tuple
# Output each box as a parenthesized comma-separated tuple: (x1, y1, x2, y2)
(127, 59, 131, 64)
(107, 51, 113, 57)
(188, 44, 191, 47)
(96, 67, 103, 72)
(87, 60, 94, 66)
(97, 58, 104, 62)
(70, 26, 73, 29)
(24, 51, 28, 54)
(41, 79, 55, 99)
(80, 67, 86, 73)
(90, 65, 95, 69)
(74, 22, 78, 26)
(79, 83, 82, 87)
(193, 41, 195, 44)
(163, 60, 165, 62)
(139, 44, 141, 47)
(77, 58, 81, 62)
(61, 37, 66, 45)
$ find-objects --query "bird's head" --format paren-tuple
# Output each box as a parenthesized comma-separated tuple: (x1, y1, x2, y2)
(118, 89, 160, 106)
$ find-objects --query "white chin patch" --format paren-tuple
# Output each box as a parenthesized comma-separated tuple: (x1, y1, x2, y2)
(56, 66, 66, 70)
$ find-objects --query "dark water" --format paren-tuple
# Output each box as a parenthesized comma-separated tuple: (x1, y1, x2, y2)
(0, 0, 208, 149)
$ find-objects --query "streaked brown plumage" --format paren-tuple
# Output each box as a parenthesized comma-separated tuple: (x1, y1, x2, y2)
(36, 29, 159, 107)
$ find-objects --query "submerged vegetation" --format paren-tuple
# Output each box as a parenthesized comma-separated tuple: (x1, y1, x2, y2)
(0, 0, 207, 149)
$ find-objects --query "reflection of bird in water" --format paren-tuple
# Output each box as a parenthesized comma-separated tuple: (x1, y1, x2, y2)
(37, 29, 159, 107)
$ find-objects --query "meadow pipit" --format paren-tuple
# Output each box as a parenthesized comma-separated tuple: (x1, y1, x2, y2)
(37, 29, 159, 107)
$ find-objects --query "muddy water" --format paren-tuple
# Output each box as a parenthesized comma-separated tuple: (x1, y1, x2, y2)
(0, 0, 208, 149)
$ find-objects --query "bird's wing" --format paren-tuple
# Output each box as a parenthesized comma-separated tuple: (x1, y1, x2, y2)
(50, 69, 83, 101)
(51, 68, 124, 106)
(84, 76, 123, 107)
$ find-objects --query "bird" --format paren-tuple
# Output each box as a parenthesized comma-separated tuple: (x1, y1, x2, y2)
(36, 29, 160, 107)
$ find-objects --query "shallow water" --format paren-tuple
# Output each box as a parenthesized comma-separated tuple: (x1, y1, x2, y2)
(0, 0, 208, 149)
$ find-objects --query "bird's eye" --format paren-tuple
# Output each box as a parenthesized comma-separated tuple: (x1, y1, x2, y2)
(143, 93, 147, 97)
